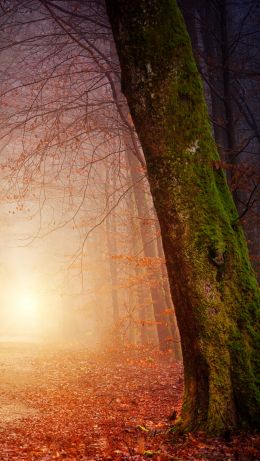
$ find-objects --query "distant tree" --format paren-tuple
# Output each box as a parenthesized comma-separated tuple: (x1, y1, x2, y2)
(106, 0, 260, 434)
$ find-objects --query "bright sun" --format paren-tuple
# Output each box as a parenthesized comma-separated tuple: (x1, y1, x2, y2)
(7, 286, 42, 336)
(1, 275, 62, 339)
(18, 291, 39, 316)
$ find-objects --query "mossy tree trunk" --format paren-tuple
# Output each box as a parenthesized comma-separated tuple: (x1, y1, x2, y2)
(105, 0, 260, 434)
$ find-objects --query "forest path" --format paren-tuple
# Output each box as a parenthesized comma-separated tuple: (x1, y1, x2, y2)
(0, 343, 182, 460)
(0, 343, 259, 460)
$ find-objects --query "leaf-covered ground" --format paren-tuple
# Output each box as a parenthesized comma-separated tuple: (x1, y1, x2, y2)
(0, 343, 259, 460)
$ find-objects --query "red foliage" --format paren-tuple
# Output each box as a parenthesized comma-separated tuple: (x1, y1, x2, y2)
(0, 346, 259, 460)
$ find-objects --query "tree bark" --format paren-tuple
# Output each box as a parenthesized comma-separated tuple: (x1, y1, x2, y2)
(106, 0, 260, 434)
(155, 221, 182, 360)
(179, 0, 260, 283)
(110, 35, 174, 350)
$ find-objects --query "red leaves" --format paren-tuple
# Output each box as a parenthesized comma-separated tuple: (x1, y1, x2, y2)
(111, 254, 165, 268)
(0, 346, 259, 460)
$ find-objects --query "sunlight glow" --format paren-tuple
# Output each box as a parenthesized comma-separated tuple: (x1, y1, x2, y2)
(18, 291, 39, 317)
(8, 286, 42, 336)
(0, 275, 62, 340)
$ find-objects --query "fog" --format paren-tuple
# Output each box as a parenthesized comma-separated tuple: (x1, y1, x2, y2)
(0, 0, 180, 357)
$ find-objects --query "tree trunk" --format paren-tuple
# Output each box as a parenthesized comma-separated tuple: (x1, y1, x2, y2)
(156, 221, 182, 360)
(106, 212, 120, 326)
(178, 0, 260, 283)
(126, 148, 173, 351)
(106, 0, 260, 434)
(110, 35, 173, 350)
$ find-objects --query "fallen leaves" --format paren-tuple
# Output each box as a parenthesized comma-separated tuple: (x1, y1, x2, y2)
(0, 344, 259, 460)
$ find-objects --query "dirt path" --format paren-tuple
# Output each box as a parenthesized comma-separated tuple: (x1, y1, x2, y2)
(0, 343, 259, 460)
(0, 343, 183, 460)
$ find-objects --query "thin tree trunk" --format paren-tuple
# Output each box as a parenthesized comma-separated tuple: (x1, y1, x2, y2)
(105, 168, 120, 327)
(130, 202, 155, 346)
(126, 147, 173, 351)
(106, 212, 119, 326)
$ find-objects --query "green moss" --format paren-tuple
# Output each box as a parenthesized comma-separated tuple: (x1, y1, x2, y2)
(146, 4, 260, 430)
(108, 0, 260, 434)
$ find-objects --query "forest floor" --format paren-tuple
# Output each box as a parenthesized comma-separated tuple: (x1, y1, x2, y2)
(0, 342, 259, 461)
